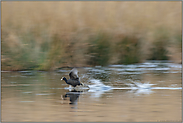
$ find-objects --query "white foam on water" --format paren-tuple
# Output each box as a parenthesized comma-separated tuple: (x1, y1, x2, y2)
(89, 79, 111, 90)
(112, 82, 181, 96)
(109, 68, 125, 72)
(152, 87, 182, 90)
(36, 93, 55, 96)
(125, 68, 144, 71)
(64, 87, 75, 91)
(89, 69, 107, 73)
(118, 72, 142, 75)
(108, 63, 181, 73)
(63, 79, 181, 98)
(112, 82, 182, 90)
(108, 65, 126, 67)
(63, 78, 181, 91)
(22, 84, 30, 86)
(138, 64, 158, 68)
(132, 88, 154, 96)
(64, 87, 74, 89)
(112, 87, 137, 90)
(87, 79, 112, 98)
(133, 82, 156, 89)
(57, 69, 70, 73)
(50, 88, 63, 89)
(112, 87, 182, 90)
(168, 63, 182, 69)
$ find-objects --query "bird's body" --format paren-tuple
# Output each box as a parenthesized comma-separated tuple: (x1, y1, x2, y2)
(62, 77, 82, 87)
(61, 68, 84, 88)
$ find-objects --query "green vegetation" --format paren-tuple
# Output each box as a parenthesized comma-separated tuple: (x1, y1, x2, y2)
(148, 28, 170, 60)
(2, 29, 52, 71)
(86, 33, 111, 66)
(116, 35, 141, 64)
(1, 2, 182, 70)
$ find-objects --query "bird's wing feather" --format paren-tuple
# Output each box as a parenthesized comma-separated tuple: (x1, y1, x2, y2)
(69, 68, 79, 80)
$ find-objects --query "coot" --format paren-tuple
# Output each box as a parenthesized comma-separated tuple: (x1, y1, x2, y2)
(61, 68, 84, 88)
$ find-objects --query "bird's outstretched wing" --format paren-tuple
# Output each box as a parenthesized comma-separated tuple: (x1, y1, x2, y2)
(69, 68, 79, 80)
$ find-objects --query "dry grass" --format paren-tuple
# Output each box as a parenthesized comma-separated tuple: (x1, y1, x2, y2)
(2, 1, 182, 70)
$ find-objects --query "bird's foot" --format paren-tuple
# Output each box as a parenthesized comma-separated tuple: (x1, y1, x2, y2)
(81, 82, 90, 89)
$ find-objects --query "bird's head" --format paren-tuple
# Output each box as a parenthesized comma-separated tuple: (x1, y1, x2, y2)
(61, 77, 66, 81)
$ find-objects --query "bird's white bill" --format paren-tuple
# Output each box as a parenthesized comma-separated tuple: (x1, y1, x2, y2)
(61, 77, 63, 80)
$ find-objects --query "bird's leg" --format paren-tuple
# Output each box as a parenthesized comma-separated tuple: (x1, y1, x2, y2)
(85, 85, 90, 89)
(81, 82, 90, 89)
(81, 82, 84, 86)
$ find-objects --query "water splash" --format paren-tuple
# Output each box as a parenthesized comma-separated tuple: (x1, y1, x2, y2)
(113, 82, 181, 90)
(85, 79, 112, 98)
(64, 78, 181, 98)
(86, 79, 181, 97)
(128, 88, 154, 96)
(152, 87, 182, 90)
(36, 93, 55, 96)
(61, 62, 182, 97)
(132, 82, 156, 89)
(88, 79, 111, 90)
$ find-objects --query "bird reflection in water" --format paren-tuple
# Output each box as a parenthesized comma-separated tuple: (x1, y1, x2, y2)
(61, 89, 87, 105)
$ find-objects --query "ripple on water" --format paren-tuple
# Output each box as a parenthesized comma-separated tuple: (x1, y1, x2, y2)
(36, 93, 55, 96)
(57, 69, 70, 73)
(10, 82, 17, 84)
(118, 72, 142, 75)
(19, 101, 35, 103)
(22, 92, 32, 94)
(50, 88, 63, 89)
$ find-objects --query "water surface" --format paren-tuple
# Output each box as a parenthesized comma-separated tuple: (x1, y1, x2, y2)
(2, 62, 182, 122)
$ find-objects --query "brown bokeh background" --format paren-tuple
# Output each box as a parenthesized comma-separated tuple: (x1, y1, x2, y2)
(2, 1, 182, 70)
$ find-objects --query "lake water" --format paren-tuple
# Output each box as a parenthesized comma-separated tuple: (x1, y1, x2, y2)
(1, 61, 182, 122)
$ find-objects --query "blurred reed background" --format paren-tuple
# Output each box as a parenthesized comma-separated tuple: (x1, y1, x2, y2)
(2, 1, 182, 71)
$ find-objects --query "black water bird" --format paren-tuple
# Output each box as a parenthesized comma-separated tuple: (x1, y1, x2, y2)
(61, 68, 84, 88)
